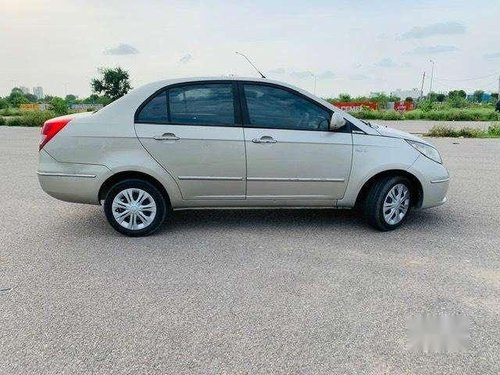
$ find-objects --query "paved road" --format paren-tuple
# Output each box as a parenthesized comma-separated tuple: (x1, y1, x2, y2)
(1, 126, 499, 374)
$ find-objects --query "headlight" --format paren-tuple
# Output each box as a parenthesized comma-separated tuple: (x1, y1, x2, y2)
(406, 140, 442, 164)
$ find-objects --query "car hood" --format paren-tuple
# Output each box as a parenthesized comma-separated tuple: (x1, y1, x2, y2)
(371, 122, 433, 146)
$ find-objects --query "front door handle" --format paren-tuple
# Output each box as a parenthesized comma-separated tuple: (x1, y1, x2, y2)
(153, 133, 180, 141)
(252, 136, 277, 144)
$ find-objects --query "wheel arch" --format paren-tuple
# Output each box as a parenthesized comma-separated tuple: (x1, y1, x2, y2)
(98, 171, 171, 207)
(355, 169, 423, 209)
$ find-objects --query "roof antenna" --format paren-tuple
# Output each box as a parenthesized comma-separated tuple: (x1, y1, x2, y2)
(235, 51, 266, 78)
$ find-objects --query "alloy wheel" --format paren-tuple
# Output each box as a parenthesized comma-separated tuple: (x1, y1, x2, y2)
(383, 183, 410, 225)
(112, 188, 157, 230)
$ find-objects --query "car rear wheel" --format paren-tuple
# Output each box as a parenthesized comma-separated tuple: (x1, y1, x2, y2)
(365, 176, 412, 231)
(104, 179, 167, 236)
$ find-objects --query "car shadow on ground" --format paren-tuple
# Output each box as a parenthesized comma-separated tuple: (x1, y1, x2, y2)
(55, 205, 451, 237)
(166, 207, 449, 233)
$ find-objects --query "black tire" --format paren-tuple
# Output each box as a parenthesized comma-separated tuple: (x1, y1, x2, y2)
(364, 176, 412, 231)
(103, 179, 168, 237)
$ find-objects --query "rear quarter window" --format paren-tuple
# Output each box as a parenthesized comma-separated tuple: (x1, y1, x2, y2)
(136, 91, 168, 123)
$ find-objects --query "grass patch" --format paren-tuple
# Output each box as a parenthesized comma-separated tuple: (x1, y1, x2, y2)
(426, 123, 500, 138)
(487, 123, 500, 136)
(3, 111, 57, 127)
(349, 108, 500, 121)
(0, 108, 22, 117)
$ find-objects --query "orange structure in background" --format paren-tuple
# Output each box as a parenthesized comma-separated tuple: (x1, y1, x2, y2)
(19, 103, 40, 111)
(334, 101, 378, 111)
(393, 101, 415, 111)
(332, 101, 415, 112)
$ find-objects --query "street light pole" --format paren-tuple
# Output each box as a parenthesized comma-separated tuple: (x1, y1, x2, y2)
(420, 71, 426, 100)
(429, 60, 435, 95)
(498, 75, 500, 100)
(310, 72, 317, 95)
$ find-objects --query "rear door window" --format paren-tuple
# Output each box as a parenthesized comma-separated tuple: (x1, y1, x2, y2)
(168, 83, 235, 126)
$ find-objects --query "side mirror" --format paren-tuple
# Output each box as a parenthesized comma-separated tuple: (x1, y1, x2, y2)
(329, 113, 346, 131)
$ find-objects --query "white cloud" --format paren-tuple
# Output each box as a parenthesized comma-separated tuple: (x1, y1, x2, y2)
(484, 52, 500, 59)
(374, 58, 397, 68)
(400, 22, 466, 39)
(409, 45, 459, 54)
(268, 68, 286, 75)
(178, 54, 192, 64)
(317, 71, 335, 80)
(289, 71, 313, 79)
(350, 74, 369, 81)
(103, 43, 139, 55)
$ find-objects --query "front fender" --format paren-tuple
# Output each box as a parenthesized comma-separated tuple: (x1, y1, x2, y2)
(336, 134, 420, 207)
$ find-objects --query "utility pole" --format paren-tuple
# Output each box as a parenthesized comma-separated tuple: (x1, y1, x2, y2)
(420, 71, 426, 100)
(429, 60, 435, 95)
(498, 75, 500, 100)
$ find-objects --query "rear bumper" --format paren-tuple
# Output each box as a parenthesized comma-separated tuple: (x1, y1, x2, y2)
(408, 155, 450, 209)
(37, 150, 109, 204)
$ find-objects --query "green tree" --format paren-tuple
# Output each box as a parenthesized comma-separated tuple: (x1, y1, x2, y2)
(447, 96, 468, 108)
(49, 97, 68, 115)
(91, 67, 132, 102)
(338, 93, 351, 102)
(8, 88, 29, 107)
(436, 93, 446, 102)
(368, 92, 400, 108)
(65, 94, 77, 103)
(42, 95, 54, 103)
(417, 99, 434, 112)
(25, 93, 38, 103)
(473, 90, 485, 103)
(0, 98, 9, 109)
(448, 90, 467, 99)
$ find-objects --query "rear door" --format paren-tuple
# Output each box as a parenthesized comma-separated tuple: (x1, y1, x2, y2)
(240, 82, 352, 201)
(134, 81, 246, 200)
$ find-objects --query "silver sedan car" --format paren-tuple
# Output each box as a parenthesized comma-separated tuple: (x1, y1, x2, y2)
(38, 77, 449, 236)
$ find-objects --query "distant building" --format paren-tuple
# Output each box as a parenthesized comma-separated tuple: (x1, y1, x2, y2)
(19, 86, 30, 95)
(19, 103, 50, 111)
(33, 86, 44, 100)
(70, 103, 104, 112)
(392, 88, 421, 100)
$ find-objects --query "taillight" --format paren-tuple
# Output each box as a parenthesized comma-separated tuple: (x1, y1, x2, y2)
(39, 116, 73, 151)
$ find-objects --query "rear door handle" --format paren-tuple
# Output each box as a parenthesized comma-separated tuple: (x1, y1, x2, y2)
(252, 136, 277, 144)
(153, 133, 179, 141)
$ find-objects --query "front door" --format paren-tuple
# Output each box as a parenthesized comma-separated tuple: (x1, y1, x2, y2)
(241, 83, 352, 201)
(135, 82, 246, 200)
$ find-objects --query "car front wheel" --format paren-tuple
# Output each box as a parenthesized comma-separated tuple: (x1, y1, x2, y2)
(365, 176, 412, 231)
(104, 179, 167, 236)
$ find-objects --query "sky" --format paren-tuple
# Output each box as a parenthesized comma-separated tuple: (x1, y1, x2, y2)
(1, 0, 500, 98)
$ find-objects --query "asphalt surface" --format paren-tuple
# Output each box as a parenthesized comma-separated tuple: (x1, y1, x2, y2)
(1, 125, 499, 374)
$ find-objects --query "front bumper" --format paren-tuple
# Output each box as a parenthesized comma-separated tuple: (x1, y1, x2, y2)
(37, 150, 110, 204)
(408, 155, 450, 209)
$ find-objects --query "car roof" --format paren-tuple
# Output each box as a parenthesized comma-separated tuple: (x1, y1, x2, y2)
(136, 76, 300, 93)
